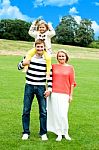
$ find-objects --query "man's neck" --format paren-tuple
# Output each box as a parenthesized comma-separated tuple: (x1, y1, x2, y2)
(36, 53, 43, 58)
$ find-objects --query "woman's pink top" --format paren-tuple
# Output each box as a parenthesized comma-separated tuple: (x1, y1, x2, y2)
(52, 64, 76, 95)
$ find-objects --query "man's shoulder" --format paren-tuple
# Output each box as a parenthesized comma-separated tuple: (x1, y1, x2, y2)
(31, 55, 46, 64)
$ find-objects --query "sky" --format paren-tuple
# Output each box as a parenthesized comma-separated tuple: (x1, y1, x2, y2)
(0, 0, 99, 38)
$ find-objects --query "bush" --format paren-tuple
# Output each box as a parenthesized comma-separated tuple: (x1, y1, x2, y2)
(88, 41, 99, 49)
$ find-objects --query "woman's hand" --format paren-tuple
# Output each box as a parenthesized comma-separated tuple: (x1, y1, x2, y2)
(69, 95, 73, 103)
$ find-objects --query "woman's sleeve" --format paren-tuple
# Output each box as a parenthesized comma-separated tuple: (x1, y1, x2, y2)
(69, 66, 76, 87)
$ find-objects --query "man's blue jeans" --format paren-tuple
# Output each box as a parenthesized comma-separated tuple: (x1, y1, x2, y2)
(22, 83, 47, 135)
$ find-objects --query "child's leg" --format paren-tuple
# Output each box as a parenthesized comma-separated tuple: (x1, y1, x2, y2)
(22, 56, 29, 72)
(43, 51, 51, 79)
(23, 49, 36, 72)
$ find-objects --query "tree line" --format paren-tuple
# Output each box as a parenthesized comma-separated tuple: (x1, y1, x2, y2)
(0, 15, 95, 47)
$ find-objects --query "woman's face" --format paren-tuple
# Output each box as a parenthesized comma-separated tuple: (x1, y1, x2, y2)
(57, 52, 66, 64)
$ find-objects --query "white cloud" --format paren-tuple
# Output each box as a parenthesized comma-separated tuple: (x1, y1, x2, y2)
(59, 15, 62, 22)
(69, 7, 78, 15)
(95, 2, 99, 6)
(73, 15, 81, 24)
(0, 0, 33, 22)
(33, 0, 78, 7)
(92, 21, 99, 37)
(74, 15, 99, 38)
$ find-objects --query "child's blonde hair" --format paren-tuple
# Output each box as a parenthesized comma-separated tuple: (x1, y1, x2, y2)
(37, 20, 49, 31)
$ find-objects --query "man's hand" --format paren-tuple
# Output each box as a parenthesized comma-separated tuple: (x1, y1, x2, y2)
(44, 90, 51, 98)
(23, 60, 30, 66)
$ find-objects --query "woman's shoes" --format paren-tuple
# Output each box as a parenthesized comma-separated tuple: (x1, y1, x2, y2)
(64, 134, 71, 141)
(56, 135, 62, 141)
(56, 134, 71, 141)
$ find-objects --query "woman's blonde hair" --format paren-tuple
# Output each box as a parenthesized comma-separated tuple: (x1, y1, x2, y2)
(57, 49, 69, 63)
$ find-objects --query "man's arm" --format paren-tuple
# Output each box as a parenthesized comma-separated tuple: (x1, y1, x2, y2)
(44, 68, 52, 98)
(17, 60, 24, 70)
(17, 56, 30, 70)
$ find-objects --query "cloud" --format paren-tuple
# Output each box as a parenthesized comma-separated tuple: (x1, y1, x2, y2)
(69, 7, 78, 15)
(95, 2, 99, 6)
(73, 15, 81, 24)
(74, 15, 99, 38)
(0, 0, 33, 22)
(33, 0, 78, 7)
(92, 21, 99, 38)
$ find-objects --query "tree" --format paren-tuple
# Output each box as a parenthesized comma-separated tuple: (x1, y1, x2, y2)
(55, 15, 78, 45)
(54, 15, 94, 47)
(74, 19, 94, 46)
(0, 19, 33, 41)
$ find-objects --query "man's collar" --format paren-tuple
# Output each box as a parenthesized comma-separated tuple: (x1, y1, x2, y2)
(34, 54, 43, 58)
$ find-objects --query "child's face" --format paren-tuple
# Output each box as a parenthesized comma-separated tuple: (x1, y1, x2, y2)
(38, 23, 47, 33)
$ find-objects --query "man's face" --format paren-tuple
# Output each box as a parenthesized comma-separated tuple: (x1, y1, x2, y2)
(36, 43, 45, 55)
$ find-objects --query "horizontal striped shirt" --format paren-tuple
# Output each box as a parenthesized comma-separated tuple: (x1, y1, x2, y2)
(26, 55, 52, 91)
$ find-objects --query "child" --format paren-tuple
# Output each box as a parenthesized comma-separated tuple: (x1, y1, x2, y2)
(24, 19, 56, 79)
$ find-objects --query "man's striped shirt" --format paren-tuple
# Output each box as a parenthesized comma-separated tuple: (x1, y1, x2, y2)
(26, 55, 52, 91)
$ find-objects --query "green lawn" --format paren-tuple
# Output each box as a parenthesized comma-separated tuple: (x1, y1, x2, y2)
(0, 55, 99, 150)
(1, 39, 99, 59)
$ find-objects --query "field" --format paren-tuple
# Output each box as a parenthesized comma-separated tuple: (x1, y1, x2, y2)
(0, 39, 99, 150)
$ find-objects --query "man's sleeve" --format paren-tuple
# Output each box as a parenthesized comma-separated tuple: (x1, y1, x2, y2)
(17, 61, 24, 70)
(47, 68, 52, 92)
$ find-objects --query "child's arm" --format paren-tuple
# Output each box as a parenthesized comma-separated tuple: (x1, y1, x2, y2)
(28, 21, 37, 38)
(25, 48, 36, 61)
(18, 48, 36, 73)
(43, 51, 51, 79)
(47, 22, 56, 38)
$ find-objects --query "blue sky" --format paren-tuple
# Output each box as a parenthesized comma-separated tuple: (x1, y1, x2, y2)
(0, 0, 99, 38)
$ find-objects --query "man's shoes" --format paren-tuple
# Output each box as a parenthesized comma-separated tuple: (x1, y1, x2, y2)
(41, 134, 48, 141)
(64, 134, 71, 141)
(56, 135, 62, 141)
(22, 134, 29, 140)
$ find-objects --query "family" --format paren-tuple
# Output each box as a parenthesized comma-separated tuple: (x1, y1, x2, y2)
(18, 19, 76, 142)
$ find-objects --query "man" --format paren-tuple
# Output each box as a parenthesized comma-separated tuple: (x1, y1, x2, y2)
(18, 39, 52, 140)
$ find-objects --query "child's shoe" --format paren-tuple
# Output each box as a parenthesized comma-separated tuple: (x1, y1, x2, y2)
(46, 73, 50, 80)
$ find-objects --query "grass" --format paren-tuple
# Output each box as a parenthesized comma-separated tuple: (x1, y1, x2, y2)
(0, 39, 99, 59)
(0, 39, 99, 149)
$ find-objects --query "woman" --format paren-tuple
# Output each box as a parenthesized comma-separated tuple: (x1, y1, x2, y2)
(46, 50, 76, 141)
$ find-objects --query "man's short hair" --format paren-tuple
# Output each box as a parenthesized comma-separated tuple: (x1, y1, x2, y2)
(35, 39, 45, 47)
